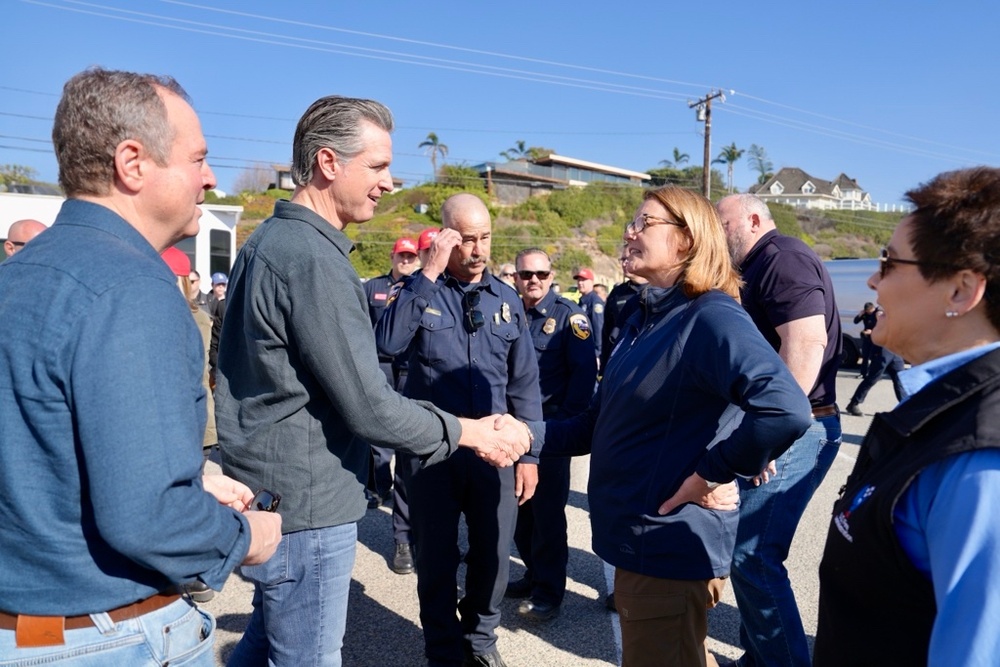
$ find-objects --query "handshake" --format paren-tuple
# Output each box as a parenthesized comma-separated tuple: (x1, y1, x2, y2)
(457, 414, 535, 467)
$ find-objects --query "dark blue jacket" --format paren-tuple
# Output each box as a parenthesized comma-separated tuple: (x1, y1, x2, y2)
(536, 286, 811, 579)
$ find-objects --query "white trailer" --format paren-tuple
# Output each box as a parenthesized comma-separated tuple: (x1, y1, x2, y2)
(0, 192, 241, 279)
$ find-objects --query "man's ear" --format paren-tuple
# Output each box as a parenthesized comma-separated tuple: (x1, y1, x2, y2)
(316, 147, 338, 181)
(114, 139, 145, 193)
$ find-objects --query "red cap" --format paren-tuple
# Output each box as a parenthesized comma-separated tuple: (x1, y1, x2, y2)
(418, 228, 441, 251)
(392, 237, 418, 255)
(161, 246, 191, 277)
(573, 267, 595, 281)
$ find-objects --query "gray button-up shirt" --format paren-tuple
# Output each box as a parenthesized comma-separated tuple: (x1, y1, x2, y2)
(216, 201, 461, 533)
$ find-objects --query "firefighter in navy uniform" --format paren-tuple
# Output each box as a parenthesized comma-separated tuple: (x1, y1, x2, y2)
(363, 236, 419, 574)
(505, 248, 597, 622)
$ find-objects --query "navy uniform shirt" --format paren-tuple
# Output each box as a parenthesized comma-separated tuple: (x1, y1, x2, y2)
(375, 269, 542, 434)
(579, 290, 606, 358)
(525, 289, 597, 419)
(364, 271, 399, 372)
(601, 280, 644, 371)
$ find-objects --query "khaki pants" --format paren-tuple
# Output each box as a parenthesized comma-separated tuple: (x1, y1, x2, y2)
(615, 568, 726, 667)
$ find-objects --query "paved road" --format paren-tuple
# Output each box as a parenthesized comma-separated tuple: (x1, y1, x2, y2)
(203, 369, 895, 666)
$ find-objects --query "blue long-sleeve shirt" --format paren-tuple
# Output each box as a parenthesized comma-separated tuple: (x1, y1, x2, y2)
(0, 200, 251, 615)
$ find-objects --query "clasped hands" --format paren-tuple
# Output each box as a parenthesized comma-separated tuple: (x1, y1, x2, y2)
(458, 413, 533, 468)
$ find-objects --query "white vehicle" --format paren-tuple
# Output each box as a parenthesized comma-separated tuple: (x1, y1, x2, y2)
(0, 192, 240, 280)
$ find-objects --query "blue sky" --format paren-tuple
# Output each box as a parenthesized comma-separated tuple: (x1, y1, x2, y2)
(3, 0, 998, 207)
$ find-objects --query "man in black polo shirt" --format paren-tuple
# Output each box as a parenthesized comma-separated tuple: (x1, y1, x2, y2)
(718, 193, 843, 667)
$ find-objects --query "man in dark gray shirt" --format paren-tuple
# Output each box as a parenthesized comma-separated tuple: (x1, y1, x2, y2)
(216, 96, 530, 667)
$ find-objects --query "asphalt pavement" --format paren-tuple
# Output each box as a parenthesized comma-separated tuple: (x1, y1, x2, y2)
(202, 369, 896, 666)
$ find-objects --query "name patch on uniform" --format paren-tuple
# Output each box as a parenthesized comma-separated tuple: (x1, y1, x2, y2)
(425, 307, 442, 316)
(569, 314, 591, 340)
(374, 292, 388, 301)
(542, 318, 557, 335)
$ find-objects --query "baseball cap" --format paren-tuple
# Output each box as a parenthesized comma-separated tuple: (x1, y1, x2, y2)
(161, 247, 191, 277)
(211, 272, 229, 285)
(418, 228, 441, 251)
(392, 237, 418, 255)
(573, 268, 595, 281)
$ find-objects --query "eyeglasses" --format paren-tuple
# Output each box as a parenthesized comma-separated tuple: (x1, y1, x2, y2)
(462, 289, 485, 333)
(500, 272, 516, 278)
(626, 213, 686, 236)
(878, 248, 959, 279)
(517, 270, 552, 281)
(9, 241, 25, 247)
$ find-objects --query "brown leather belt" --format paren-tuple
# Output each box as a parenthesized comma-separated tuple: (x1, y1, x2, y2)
(811, 404, 838, 419)
(0, 591, 181, 638)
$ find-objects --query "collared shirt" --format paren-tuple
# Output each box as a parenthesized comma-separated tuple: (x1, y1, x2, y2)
(524, 289, 597, 419)
(0, 199, 250, 615)
(739, 229, 842, 406)
(891, 341, 1000, 665)
(216, 201, 462, 534)
(375, 269, 542, 426)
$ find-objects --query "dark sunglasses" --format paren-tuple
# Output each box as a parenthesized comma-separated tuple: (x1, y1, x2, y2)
(250, 489, 281, 512)
(517, 270, 552, 281)
(878, 248, 959, 279)
(462, 289, 485, 334)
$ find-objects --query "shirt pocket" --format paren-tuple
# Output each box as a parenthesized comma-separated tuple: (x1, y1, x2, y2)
(486, 320, 521, 372)
(417, 310, 457, 366)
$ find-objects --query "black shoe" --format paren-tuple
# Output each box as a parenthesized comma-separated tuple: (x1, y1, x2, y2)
(182, 581, 215, 603)
(392, 542, 414, 575)
(845, 403, 863, 417)
(605, 592, 616, 612)
(367, 493, 382, 509)
(504, 577, 532, 598)
(518, 598, 560, 622)
(462, 650, 508, 667)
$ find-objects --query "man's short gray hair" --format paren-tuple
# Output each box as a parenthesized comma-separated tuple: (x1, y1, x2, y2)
(730, 193, 773, 222)
(291, 96, 394, 186)
(52, 67, 187, 198)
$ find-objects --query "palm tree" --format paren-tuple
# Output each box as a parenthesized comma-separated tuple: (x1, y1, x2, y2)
(712, 142, 745, 193)
(747, 144, 774, 185)
(659, 147, 690, 168)
(418, 132, 448, 181)
(500, 140, 529, 161)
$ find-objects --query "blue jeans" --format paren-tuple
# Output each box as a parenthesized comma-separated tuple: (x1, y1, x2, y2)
(0, 597, 214, 666)
(731, 415, 841, 667)
(227, 523, 357, 667)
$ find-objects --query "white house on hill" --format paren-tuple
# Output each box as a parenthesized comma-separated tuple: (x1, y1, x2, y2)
(750, 167, 874, 211)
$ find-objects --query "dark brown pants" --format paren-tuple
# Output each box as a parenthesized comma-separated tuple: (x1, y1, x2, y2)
(615, 568, 726, 667)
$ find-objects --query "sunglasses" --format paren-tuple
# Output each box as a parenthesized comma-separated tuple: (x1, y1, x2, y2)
(462, 289, 485, 334)
(250, 489, 281, 512)
(878, 248, 959, 279)
(517, 270, 552, 281)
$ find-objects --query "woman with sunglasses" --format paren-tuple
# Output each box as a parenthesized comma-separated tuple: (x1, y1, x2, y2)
(512, 186, 811, 666)
(814, 167, 1000, 666)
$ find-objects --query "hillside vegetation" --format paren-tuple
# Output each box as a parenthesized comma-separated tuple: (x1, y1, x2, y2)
(214, 175, 901, 284)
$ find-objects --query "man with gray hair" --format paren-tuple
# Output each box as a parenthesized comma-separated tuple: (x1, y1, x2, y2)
(0, 67, 281, 665)
(3, 219, 47, 257)
(216, 98, 530, 666)
(717, 193, 842, 667)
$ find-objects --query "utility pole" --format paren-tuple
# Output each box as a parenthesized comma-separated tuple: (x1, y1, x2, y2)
(688, 89, 732, 198)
